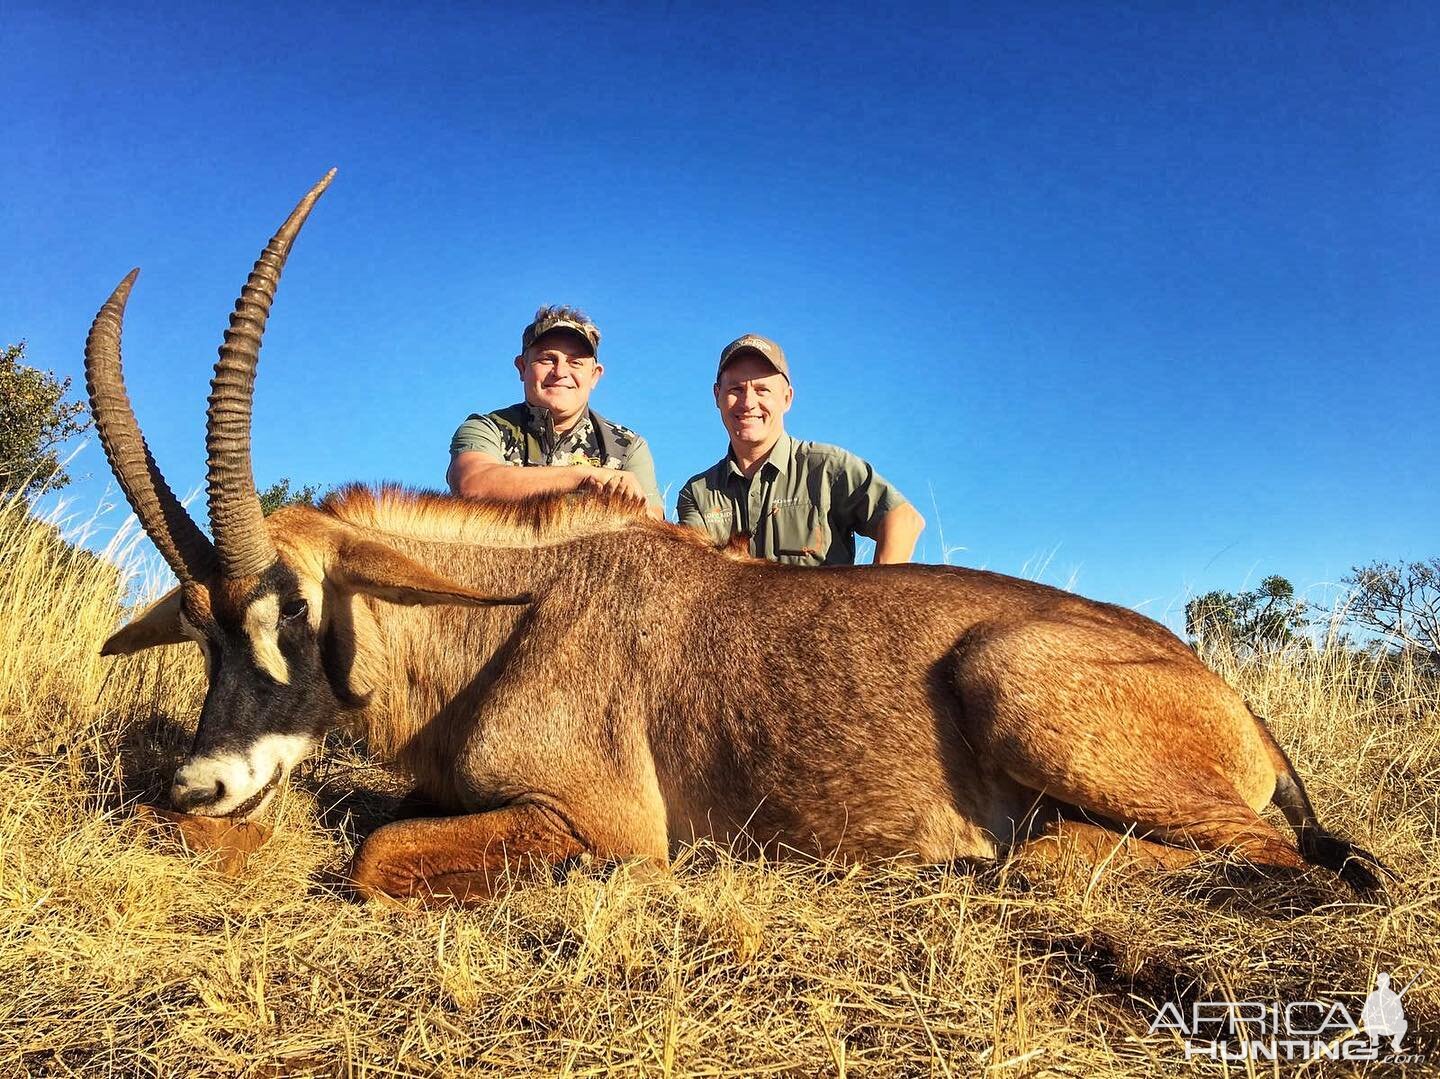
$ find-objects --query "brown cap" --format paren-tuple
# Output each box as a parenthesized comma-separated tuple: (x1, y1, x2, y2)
(522, 306, 601, 357)
(717, 333, 789, 383)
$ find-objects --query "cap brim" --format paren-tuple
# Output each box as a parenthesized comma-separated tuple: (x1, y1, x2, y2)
(717, 347, 788, 381)
(529, 322, 598, 355)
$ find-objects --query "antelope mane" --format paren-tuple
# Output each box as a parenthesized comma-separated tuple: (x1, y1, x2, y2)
(320, 483, 676, 549)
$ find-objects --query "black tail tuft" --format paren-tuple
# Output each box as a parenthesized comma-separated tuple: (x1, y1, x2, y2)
(1299, 832, 1396, 895)
(1255, 714, 1397, 895)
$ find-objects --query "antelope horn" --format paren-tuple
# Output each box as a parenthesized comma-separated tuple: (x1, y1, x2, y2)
(84, 269, 218, 583)
(205, 169, 336, 579)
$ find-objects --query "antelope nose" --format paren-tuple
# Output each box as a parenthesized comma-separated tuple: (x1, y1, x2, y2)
(170, 772, 224, 813)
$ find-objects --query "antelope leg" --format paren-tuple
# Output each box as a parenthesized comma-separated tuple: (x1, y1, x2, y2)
(347, 803, 586, 906)
(956, 620, 1310, 874)
(1003, 756, 1308, 872)
(134, 804, 271, 876)
(1013, 818, 1212, 877)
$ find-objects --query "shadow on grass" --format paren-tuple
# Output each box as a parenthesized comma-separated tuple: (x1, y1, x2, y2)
(78, 708, 195, 812)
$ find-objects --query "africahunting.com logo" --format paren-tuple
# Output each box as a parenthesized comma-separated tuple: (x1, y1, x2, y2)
(1150, 972, 1430, 1063)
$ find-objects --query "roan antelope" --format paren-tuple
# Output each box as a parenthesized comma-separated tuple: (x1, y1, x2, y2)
(88, 172, 1384, 904)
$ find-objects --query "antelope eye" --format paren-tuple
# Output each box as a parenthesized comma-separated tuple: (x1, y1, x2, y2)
(279, 598, 309, 623)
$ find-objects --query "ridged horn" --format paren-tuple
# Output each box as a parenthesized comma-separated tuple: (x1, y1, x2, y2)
(205, 169, 336, 579)
(84, 269, 218, 583)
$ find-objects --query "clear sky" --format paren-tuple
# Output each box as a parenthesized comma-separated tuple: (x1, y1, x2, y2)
(5, 2, 1436, 630)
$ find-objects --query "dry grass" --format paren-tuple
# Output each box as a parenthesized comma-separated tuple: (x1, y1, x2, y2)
(1, 494, 1436, 1078)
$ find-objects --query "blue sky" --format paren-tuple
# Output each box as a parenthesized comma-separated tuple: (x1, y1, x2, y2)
(5, 2, 1436, 629)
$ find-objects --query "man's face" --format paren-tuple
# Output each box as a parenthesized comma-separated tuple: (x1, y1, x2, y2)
(714, 352, 793, 449)
(514, 331, 603, 419)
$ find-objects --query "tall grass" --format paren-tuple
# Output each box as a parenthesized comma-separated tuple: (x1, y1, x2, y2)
(0, 494, 1436, 1077)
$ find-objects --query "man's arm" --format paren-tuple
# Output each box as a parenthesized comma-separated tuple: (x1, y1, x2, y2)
(620, 438, 665, 520)
(447, 452, 648, 504)
(676, 483, 704, 530)
(871, 502, 925, 564)
(831, 448, 924, 564)
(447, 413, 648, 505)
(447, 451, 586, 499)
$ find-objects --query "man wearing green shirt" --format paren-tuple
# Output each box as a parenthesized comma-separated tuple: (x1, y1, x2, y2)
(447, 306, 663, 516)
(677, 334, 925, 566)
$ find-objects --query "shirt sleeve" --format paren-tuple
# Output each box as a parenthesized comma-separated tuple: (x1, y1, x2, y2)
(676, 481, 705, 530)
(833, 450, 908, 539)
(617, 436, 663, 512)
(449, 414, 508, 460)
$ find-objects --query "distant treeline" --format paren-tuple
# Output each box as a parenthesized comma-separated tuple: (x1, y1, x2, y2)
(1186, 561, 1440, 663)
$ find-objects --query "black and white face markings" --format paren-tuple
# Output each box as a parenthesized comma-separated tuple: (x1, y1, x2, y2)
(170, 562, 343, 818)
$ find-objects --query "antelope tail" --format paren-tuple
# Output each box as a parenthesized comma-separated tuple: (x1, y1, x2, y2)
(1253, 711, 1394, 893)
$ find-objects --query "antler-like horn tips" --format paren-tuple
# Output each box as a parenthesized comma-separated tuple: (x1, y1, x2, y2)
(85, 269, 218, 583)
(206, 170, 336, 579)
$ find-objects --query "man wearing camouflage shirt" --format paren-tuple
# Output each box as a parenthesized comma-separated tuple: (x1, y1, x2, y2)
(677, 334, 925, 566)
(447, 306, 663, 515)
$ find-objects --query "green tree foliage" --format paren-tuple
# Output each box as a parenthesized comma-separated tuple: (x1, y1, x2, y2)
(1185, 575, 1309, 654)
(258, 477, 323, 516)
(1341, 559, 1440, 661)
(0, 341, 91, 498)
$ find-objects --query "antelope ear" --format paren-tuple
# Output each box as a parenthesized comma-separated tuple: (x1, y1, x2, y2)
(102, 588, 187, 655)
(331, 539, 531, 608)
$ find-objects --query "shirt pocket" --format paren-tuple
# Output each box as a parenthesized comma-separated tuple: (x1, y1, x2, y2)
(772, 501, 827, 562)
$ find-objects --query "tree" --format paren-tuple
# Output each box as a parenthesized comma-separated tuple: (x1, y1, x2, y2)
(1185, 575, 1309, 654)
(258, 477, 324, 516)
(1340, 559, 1440, 660)
(0, 341, 91, 498)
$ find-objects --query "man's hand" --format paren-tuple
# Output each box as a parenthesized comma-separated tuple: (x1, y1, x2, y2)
(577, 465, 648, 505)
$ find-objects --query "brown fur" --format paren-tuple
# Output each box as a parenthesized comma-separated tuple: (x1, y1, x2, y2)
(349, 805, 586, 906)
(109, 481, 1383, 900)
(225, 483, 1378, 899)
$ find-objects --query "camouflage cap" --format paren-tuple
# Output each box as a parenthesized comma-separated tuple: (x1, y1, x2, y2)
(522, 306, 601, 357)
(717, 333, 790, 383)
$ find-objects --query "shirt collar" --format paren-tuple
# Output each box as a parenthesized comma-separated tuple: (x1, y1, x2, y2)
(525, 403, 592, 451)
(724, 431, 794, 481)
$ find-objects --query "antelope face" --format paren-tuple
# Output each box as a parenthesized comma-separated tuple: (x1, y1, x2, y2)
(103, 524, 529, 820)
(168, 563, 337, 817)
